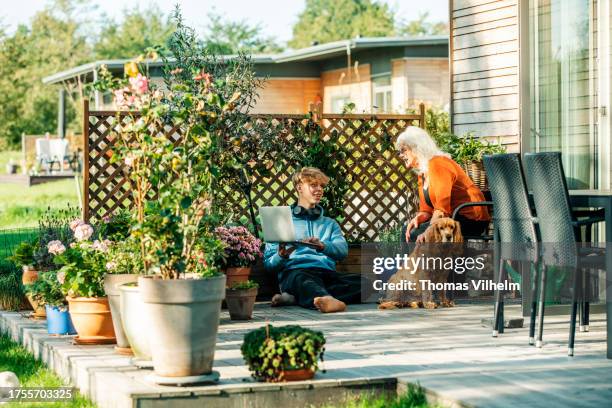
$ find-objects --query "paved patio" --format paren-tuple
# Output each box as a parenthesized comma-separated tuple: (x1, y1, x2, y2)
(1, 302, 611, 407)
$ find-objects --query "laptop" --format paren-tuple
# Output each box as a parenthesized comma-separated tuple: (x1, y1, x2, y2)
(259, 206, 320, 248)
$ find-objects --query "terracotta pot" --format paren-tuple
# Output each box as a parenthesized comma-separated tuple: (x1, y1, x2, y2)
(104, 274, 139, 350)
(21, 267, 46, 318)
(225, 266, 251, 287)
(225, 287, 257, 320)
(119, 283, 151, 361)
(139, 274, 225, 377)
(66, 296, 116, 344)
(281, 368, 315, 382)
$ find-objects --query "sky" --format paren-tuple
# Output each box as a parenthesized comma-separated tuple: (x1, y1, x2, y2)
(0, 0, 449, 46)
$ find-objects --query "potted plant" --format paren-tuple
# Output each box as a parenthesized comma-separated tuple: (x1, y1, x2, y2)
(226, 280, 258, 320)
(10, 240, 44, 317)
(103, 236, 141, 355)
(53, 221, 116, 345)
(215, 226, 263, 287)
(10, 207, 77, 318)
(241, 325, 326, 382)
(25, 271, 75, 335)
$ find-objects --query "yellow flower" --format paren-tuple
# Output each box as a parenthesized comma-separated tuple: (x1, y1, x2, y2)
(124, 61, 139, 78)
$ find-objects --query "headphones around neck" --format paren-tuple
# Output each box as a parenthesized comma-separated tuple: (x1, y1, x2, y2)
(292, 204, 322, 220)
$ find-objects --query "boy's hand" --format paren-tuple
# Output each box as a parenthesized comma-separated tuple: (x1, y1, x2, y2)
(302, 237, 325, 251)
(278, 243, 296, 259)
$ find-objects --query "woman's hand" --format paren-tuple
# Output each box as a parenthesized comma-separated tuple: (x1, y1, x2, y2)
(406, 212, 431, 242)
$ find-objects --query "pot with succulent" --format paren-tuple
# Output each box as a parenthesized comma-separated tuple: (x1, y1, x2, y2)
(52, 220, 116, 345)
(226, 280, 259, 320)
(215, 226, 263, 287)
(100, 211, 140, 355)
(24, 270, 76, 335)
(241, 325, 326, 382)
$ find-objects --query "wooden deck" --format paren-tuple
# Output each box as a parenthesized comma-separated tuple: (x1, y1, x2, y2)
(0, 173, 76, 186)
(1, 303, 611, 407)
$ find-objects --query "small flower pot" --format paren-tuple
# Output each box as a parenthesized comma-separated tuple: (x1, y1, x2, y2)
(22, 267, 46, 319)
(281, 368, 315, 382)
(67, 296, 116, 344)
(225, 266, 251, 287)
(45, 305, 76, 335)
(226, 287, 257, 320)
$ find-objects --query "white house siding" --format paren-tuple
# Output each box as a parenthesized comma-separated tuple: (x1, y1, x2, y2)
(451, 0, 521, 152)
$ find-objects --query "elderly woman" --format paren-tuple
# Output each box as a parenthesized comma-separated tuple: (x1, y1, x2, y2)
(397, 126, 490, 243)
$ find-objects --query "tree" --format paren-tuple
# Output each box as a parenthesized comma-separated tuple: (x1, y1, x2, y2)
(201, 12, 283, 55)
(94, 5, 175, 59)
(398, 12, 448, 36)
(289, 0, 395, 49)
(0, 0, 92, 148)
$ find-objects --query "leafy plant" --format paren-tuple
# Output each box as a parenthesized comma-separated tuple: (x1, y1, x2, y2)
(0, 259, 26, 311)
(229, 279, 259, 290)
(96, 209, 132, 241)
(452, 133, 506, 165)
(95, 9, 265, 279)
(51, 222, 108, 298)
(241, 325, 326, 382)
(103, 237, 144, 275)
(24, 271, 66, 308)
(32, 206, 78, 271)
(9, 240, 36, 268)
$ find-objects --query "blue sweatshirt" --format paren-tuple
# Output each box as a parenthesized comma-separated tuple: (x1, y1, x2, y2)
(263, 206, 348, 289)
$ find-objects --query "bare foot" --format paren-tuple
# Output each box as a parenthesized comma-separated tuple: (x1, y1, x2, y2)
(313, 296, 346, 313)
(422, 301, 438, 309)
(271, 292, 296, 307)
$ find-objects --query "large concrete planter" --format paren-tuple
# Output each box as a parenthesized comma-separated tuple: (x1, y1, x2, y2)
(66, 296, 116, 344)
(138, 274, 226, 377)
(22, 267, 46, 318)
(119, 283, 151, 360)
(104, 274, 139, 353)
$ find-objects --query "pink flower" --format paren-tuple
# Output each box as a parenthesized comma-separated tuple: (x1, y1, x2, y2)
(92, 240, 110, 252)
(74, 223, 94, 241)
(124, 154, 135, 167)
(105, 261, 117, 271)
(57, 271, 66, 284)
(47, 240, 66, 255)
(129, 74, 149, 95)
(70, 219, 85, 232)
(113, 89, 126, 106)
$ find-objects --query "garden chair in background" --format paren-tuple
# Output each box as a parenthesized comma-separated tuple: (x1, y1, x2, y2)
(524, 152, 605, 355)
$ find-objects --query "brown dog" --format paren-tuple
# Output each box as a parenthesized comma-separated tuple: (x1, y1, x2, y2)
(379, 218, 463, 310)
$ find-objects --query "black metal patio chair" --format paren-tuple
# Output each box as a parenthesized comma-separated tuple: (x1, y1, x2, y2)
(524, 152, 605, 355)
(483, 154, 540, 340)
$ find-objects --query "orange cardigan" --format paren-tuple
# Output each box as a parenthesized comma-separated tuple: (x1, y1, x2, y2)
(418, 156, 490, 221)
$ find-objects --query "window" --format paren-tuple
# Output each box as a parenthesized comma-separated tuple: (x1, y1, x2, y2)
(372, 75, 392, 113)
(331, 96, 352, 113)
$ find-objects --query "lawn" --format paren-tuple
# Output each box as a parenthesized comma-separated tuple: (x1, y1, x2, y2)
(323, 385, 436, 408)
(0, 179, 79, 229)
(0, 333, 96, 407)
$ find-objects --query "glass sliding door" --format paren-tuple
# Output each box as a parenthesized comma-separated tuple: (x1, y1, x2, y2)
(530, 0, 596, 189)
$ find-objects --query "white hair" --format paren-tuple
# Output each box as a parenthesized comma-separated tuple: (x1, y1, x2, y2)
(395, 126, 450, 174)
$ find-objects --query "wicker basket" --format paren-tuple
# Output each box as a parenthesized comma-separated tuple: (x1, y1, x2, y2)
(462, 160, 488, 191)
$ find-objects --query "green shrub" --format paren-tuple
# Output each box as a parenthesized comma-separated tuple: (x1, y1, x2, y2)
(24, 270, 65, 308)
(228, 279, 259, 290)
(241, 325, 326, 382)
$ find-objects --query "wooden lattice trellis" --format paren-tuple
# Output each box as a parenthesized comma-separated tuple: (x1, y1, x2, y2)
(82, 101, 425, 241)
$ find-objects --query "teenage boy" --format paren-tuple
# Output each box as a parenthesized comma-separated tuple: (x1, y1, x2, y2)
(263, 167, 362, 313)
